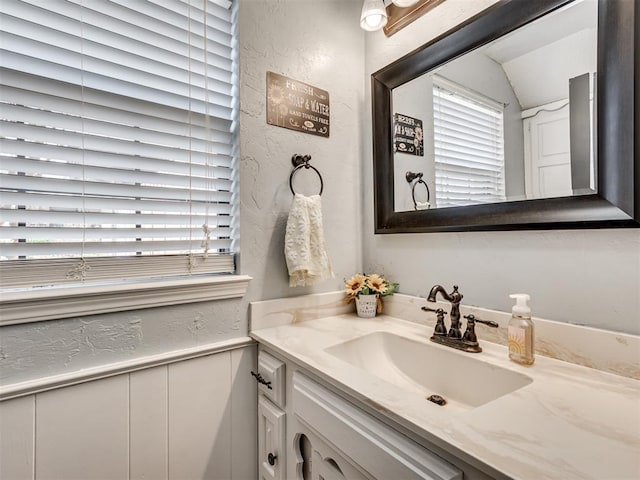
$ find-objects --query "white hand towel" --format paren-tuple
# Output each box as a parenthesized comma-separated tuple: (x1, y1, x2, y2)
(285, 194, 334, 287)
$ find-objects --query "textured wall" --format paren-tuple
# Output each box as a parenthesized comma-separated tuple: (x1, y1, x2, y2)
(238, 0, 364, 302)
(0, 299, 244, 386)
(1, 0, 365, 386)
(5, 0, 635, 389)
(362, 0, 640, 335)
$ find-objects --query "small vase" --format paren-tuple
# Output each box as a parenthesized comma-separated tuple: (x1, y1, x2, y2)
(355, 294, 378, 318)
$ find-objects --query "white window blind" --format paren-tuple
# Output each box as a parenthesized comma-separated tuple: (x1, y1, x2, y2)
(432, 76, 505, 208)
(0, 0, 237, 288)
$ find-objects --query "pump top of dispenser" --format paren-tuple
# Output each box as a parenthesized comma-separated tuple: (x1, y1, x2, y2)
(509, 293, 531, 318)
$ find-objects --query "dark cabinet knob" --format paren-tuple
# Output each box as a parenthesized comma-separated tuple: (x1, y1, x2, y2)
(267, 452, 277, 466)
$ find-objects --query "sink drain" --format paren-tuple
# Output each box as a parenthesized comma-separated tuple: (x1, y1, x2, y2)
(426, 394, 447, 406)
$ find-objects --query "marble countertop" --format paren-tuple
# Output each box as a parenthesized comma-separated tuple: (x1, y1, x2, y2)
(251, 312, 640, 480)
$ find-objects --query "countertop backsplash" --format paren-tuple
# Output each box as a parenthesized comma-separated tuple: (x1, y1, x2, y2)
(251, 292, 640, 380)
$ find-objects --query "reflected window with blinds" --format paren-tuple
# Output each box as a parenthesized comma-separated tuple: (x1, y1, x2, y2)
(432, 76, 505, 208)
(0, 0, 237, 288)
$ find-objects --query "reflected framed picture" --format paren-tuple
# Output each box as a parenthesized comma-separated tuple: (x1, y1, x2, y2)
(393, 113, 423, 156)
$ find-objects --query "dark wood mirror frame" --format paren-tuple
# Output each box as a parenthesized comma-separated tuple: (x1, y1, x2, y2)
(372, 0, 639, 233)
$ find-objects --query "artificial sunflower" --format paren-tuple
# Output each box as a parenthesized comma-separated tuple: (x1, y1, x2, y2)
(367, 274, 388, 294)
(344, 274, 367, 298)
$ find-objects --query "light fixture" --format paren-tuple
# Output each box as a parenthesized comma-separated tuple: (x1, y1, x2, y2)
(391, 0, 420, 7)
(360, 0, 388, 31)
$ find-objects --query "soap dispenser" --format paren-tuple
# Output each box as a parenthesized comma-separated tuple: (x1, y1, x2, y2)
(508, 294, 534, 365)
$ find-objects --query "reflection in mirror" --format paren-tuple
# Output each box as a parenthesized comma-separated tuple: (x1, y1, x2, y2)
(393, 0, 597, 212)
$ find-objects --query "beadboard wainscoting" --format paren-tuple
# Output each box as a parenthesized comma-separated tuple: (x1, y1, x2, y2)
(0, 343, 257, 480)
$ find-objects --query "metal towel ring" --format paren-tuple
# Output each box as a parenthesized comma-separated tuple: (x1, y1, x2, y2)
(289, 154, 324, 196)
(406, 171, 430, 210)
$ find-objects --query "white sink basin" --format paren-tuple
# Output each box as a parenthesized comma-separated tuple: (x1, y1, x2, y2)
(325, 331, 532, 412)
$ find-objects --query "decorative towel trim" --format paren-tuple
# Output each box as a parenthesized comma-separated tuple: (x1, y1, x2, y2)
(285, 194, 334, 286)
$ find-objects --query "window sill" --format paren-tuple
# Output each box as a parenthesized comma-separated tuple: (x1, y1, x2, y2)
(0, 274, 252, 326)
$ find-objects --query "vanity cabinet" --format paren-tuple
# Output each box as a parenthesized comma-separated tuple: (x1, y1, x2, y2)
(256, 351, 286, 480)
(255, 346, 488, 480)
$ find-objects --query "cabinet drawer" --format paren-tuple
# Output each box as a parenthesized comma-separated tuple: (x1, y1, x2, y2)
(257, 350, 286, 408)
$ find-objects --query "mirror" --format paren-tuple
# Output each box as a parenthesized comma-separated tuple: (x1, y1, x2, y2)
(393, 0, 597, 212)
(372, 0, 638, 232)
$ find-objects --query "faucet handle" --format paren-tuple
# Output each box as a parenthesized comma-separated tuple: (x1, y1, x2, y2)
(421, 306, 440, 312)
(464, 314, 499, 328)
(422, 306, 448, 336)
(462, 314, 499, 344)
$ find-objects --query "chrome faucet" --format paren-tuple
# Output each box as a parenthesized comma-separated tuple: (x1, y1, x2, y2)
(422, 285, 498, 353)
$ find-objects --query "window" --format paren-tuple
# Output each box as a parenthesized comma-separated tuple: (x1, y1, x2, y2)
(432, 76, 505, 208)
(1, 0, 237, 289)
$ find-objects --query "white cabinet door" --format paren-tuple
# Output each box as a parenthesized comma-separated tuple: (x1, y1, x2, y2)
(292, 372, 462, 480)
(299, 428, 372, 480)
(312, 449, 371, 480)
(258, 395, 286, 480)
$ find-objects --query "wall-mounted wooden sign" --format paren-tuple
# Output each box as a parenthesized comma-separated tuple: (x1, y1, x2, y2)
(394, 113, 423, 156)
(266, 71, 330, 138)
